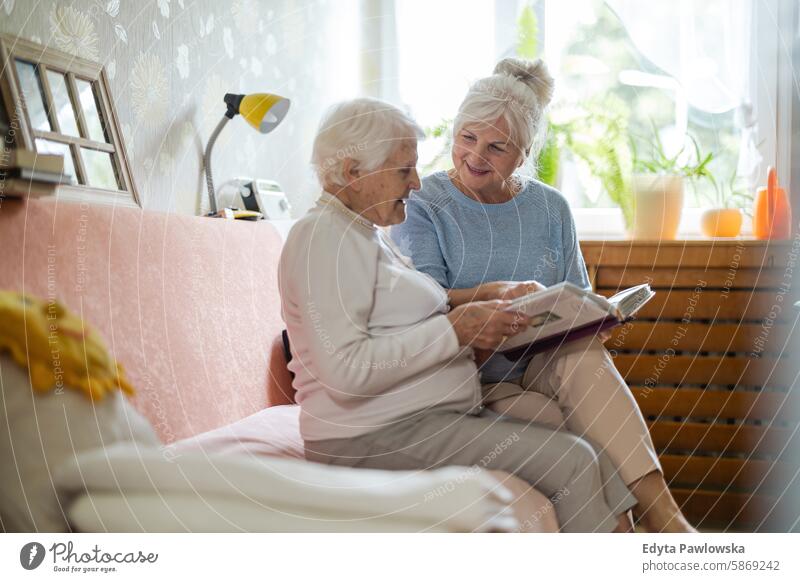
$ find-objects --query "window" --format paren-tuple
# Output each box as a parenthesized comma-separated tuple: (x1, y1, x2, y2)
(0, 34, 139, 207)
(389, 1, 782, 236)
(393, 0, 498, 170)
(543, 0, 762, 236)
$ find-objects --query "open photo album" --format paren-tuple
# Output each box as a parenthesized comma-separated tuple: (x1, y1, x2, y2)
(499, 281, 655, 360)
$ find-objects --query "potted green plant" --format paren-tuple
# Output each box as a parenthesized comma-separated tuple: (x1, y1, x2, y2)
(515, 4, 564, 188)
(630, 126, 715, 240)
(554, 96, 635, 230)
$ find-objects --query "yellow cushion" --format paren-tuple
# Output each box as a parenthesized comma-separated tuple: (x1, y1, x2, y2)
(0, 291, 133, 400)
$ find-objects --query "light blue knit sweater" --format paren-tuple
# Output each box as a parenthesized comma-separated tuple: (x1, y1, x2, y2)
(391, 171, 591, 383)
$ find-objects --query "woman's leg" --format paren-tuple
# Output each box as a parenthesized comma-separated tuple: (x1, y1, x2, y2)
(488, 470, 633, 533)
(310, 409, 637, 532)
(629, 471, 697, 532)
(487, 390, 565, 428)
(489, 442, 632, 533)
(522, 336, 660, 483)
(520, 336, 694, 532)
(486, 470, 559, 533)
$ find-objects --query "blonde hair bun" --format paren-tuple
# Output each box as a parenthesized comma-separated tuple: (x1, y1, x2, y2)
(493, 57, 554, 109)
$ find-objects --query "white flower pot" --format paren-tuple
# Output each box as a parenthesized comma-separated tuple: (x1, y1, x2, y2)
(631, 174, 684, 240)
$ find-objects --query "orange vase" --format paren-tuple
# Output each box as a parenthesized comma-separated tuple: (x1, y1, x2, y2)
(753, 167, 792, 239)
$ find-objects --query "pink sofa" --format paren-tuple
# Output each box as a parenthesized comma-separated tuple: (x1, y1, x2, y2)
(0, 198, 293, 442)
(0, 197, 557, 532)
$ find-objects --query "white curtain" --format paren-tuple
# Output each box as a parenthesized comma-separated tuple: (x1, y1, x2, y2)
(607, 0, 761, 183)
(393, 0, 497, 128)
(607, 0, 753, 113)
(361, 0, 401, 102)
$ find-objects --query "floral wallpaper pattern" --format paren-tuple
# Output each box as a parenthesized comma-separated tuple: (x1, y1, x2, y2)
(1, 0, 359, 215)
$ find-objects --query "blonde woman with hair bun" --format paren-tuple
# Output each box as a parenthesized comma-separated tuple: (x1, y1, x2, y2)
(392, 58, 695, 532)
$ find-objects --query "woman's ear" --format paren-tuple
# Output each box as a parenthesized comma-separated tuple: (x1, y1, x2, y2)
(342, 158, 362, 192)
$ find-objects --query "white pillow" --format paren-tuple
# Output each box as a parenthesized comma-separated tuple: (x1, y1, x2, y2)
(167, 404, 304, 460)
(67, 493, 468, 532)
(0, 354, 159, 532)
(56, 443, 518, 533)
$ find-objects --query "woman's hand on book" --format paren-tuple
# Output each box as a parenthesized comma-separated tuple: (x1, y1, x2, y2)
(446, 280, 544, 308)
(447, 300, 531, 350)
(478, 280, 546, 301)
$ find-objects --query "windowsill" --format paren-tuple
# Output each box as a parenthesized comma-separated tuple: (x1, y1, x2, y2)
(578, 238, 785, 247)
(573, 208, 754, 239)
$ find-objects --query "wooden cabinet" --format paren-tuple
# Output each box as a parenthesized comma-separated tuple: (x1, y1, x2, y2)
(580, 239, 799, 530)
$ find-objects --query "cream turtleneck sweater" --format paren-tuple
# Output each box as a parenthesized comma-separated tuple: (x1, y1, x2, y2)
(278, 192, 483, 441)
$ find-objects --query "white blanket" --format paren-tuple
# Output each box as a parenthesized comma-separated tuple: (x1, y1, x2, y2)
(55, 443, 518, 532)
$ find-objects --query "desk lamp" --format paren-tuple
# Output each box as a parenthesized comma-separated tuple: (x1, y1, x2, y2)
(204, 92, 290, 217)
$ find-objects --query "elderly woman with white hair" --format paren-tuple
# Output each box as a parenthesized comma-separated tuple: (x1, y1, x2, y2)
(278, 97, 640, 532)
(391, 58, 695, 532)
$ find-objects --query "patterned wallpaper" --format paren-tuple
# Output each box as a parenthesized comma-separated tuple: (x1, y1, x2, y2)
(0, 0, 360, 215)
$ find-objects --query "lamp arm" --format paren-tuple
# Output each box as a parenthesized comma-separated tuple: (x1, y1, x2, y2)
(203, 115, 231, 215)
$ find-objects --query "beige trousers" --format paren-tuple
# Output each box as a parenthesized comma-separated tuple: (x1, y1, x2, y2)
(482, 336, 661, 485)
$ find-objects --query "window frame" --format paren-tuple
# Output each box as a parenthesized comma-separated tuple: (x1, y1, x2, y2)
(0, 34, 139, 207)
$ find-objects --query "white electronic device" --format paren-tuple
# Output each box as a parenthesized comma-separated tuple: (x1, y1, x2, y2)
(239, 179, 292, 220)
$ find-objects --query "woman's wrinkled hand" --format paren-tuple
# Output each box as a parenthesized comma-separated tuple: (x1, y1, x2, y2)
(447, 300, 531, 350)
(478, 280, 546, 302)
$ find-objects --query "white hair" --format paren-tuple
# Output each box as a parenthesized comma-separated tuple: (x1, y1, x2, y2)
(454, 57, 554, 164)
(311, 97, 424, 188)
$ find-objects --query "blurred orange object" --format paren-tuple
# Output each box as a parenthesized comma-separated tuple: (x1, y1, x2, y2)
(701, 208, 743, 237)
(753, 166, 792, 239)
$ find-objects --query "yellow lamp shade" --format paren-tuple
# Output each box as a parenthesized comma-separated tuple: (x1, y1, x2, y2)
(239, 93, 290, 133)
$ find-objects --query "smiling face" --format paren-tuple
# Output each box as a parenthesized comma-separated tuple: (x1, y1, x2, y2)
(342, 139, 420, 227)
(451, 115, 525, 198)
